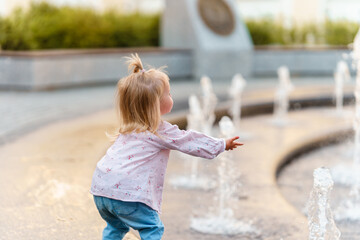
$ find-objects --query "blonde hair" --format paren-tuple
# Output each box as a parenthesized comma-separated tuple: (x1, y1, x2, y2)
(114, 53, 169, 137)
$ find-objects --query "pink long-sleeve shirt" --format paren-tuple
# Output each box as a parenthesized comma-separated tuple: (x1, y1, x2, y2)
(90, 121, 225, 213)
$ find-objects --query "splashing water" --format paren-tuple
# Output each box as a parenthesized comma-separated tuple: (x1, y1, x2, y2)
(200, 76, 217, 135)
(219, 116, 235, 138)
(191, 117, 256, 236)
(334, 61, 351, 115)
(334, 34, 360, 221)
(191, 216, 256, 236)
(345, 27, 360, 201)
(187, 95, 204, 183)
(170, 95, 215, 190)
(271, 66, 294, 126)
(307, 167, 341, 240)
(228, 74, 253, 140)
(353, 59, 360, 188)
(331, 31, 360, 186)
(229, 74, 246, 128)
(187, 95, 204, 131)
(217, 117, 238, 218)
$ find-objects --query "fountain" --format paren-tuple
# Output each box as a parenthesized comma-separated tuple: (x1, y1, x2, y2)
(229, 74, 246, 128)
(187, 95, 204, 131)
(200, 76, 218, 135)
(229, 74, 252, 140)
(331, 29, 360, 186)
(352, 28, 360, 187)
(334, 29, 360, 221)
(307, 167, 341, 240)
(190, 116, 256, 236)
(187, 95, 204, 186)
(334, 61, 351, 116)
(335, 173, 360, 222)
(353, 66, 360, 194)
(271, 66, 294, 127)
(169, 95, 215, 190)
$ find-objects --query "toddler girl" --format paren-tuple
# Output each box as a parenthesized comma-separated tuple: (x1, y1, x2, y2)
(90, 54, 243, 240)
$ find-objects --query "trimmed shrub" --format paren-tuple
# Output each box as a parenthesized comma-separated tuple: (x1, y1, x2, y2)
(0, 2, 160, 50)
(246, 18, 359, 46)
(325, 20, 359, 46)
(0, 3, 358, 50)
(1, 8, 32, 50)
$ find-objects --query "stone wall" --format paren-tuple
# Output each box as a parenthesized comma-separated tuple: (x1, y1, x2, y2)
(0, 47, 353, 90)
(253, 46, 353, 77)
(0, 48, 193, 90)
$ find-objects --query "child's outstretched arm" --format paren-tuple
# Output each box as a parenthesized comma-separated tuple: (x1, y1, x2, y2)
(153, 122, 244, 159)
(225, 136, 244, 151)
(153, 122, 225, 159)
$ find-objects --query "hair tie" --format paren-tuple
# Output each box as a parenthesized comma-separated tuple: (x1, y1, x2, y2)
(140, 69, 146, 73)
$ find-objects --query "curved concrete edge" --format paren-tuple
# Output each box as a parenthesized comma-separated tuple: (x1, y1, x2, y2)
(275, 127, 353, 179)
(269, 125, 353, 222)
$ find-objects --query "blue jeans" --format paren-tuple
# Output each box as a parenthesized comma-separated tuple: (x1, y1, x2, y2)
(93, 196, 164, 240)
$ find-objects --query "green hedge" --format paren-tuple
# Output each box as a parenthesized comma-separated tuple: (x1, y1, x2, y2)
(246, 18, 359, 46)
(0, 2, 160, 50)
(0, 2, 358, 50)
(325, 20, 359, 45)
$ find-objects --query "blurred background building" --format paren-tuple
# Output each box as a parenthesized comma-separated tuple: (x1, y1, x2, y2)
(1, 0, 360, 23)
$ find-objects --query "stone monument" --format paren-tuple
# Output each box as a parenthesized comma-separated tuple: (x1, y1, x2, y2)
(161, 0, 253, 79)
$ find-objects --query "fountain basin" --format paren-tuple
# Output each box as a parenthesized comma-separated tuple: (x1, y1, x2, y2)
(0, 84, 355, 239)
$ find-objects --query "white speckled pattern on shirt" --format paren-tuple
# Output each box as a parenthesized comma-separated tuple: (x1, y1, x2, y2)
(90, 121, 225, 213)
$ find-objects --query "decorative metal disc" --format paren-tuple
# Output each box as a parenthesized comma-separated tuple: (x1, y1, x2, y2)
(198, 0, 235, 36)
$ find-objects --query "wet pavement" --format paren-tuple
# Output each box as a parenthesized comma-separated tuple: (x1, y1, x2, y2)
(0, 77, 356, 239)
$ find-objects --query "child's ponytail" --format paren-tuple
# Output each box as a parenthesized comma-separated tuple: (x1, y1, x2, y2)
(126, 53, 144, 74)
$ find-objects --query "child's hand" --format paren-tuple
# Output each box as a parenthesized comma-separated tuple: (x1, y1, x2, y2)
(225, 136, 244, 151)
